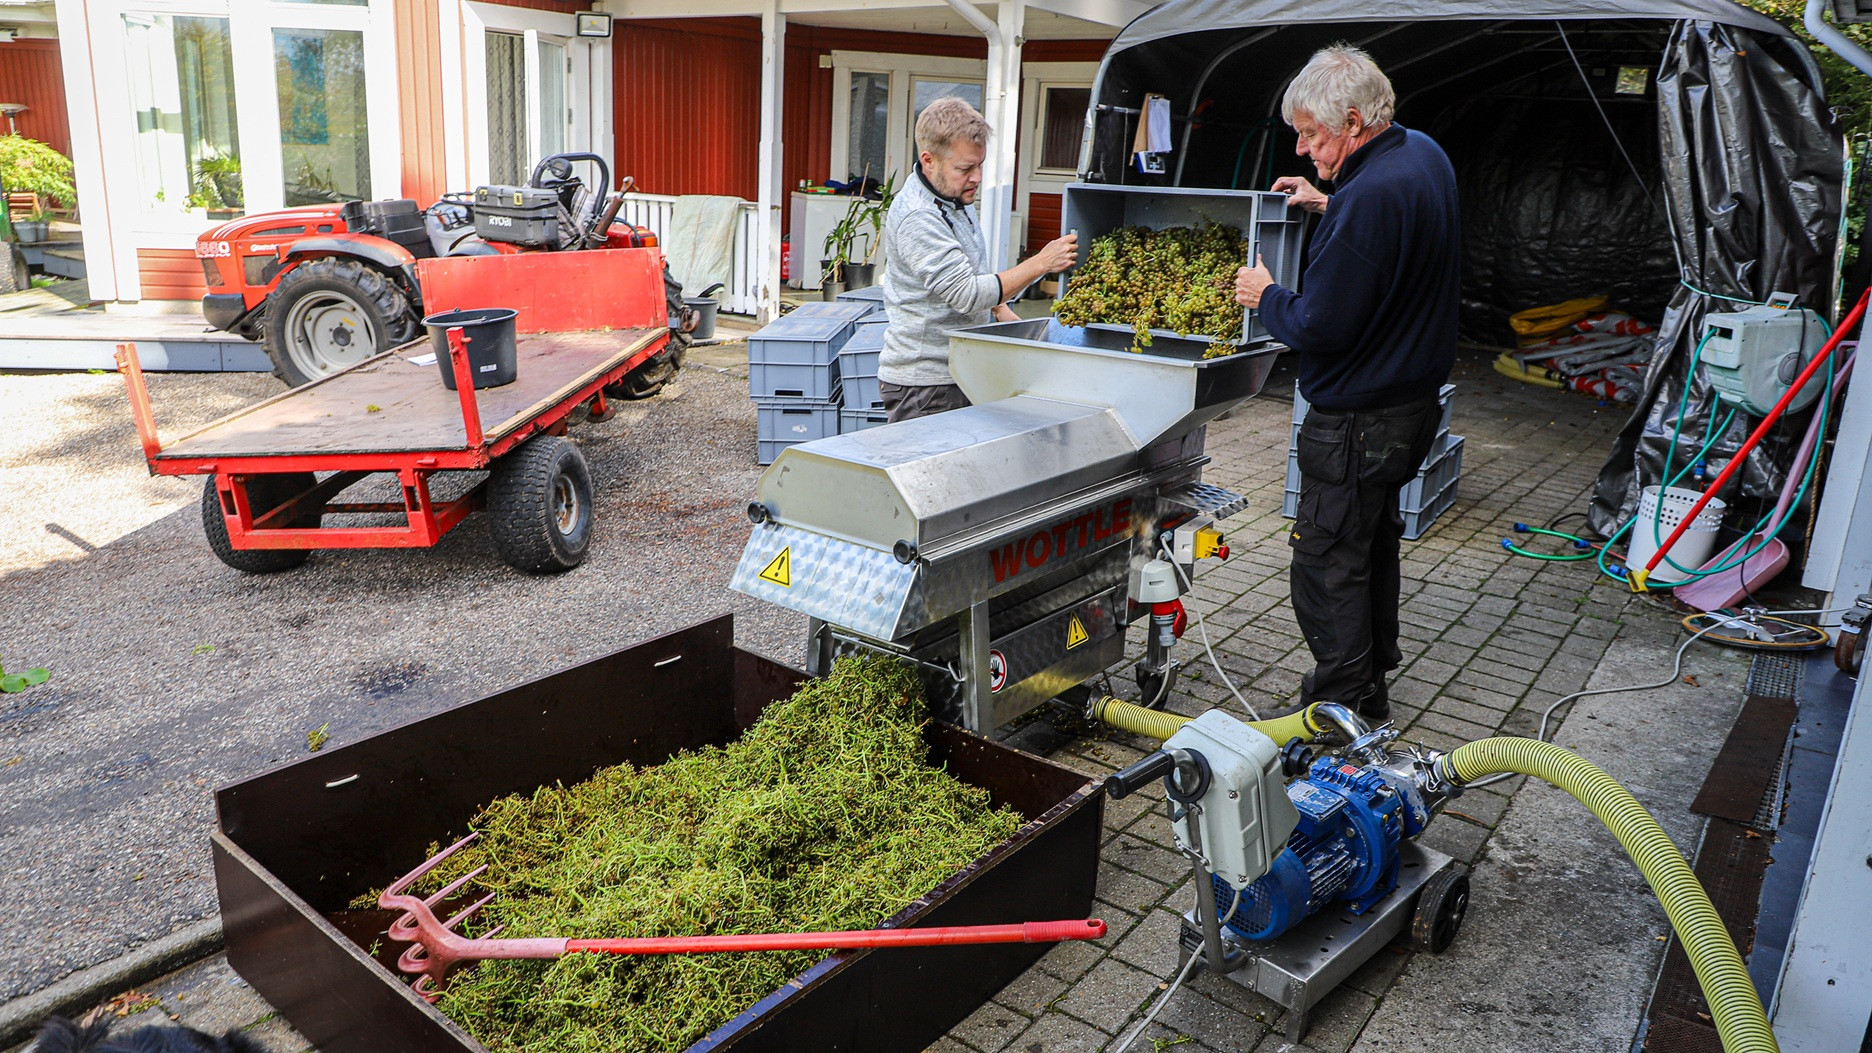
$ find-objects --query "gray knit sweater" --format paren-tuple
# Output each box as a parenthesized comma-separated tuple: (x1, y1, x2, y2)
(878, 168, 1003, 387)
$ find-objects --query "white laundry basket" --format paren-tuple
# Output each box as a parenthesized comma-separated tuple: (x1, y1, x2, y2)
(1628, 485, 1726, 585)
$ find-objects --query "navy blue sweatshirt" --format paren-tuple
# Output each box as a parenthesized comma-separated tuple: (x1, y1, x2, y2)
(1258, 124, 1460, 411)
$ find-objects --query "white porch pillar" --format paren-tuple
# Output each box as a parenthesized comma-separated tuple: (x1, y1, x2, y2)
(983, 0, 1024, 272)
(755, 2, 786, 323)
(55, 0, 125, 302)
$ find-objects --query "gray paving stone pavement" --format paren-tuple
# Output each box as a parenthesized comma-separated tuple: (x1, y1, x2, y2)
(5, 345, 1764, 1053)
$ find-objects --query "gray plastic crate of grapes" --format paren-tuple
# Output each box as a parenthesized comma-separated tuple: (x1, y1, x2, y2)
(1059, 184, 1303, 348)
(756, 398, 841, 464)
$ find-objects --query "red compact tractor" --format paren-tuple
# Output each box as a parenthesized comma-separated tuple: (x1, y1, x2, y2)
(195, 153, 691, 392)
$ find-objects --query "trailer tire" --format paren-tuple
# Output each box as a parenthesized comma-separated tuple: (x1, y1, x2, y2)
(1411, 867, 1470, 955)
(264, 258, 418, 388)
(488, 436, 593, 573)
(609, 264, 691, 400)
(201, 473, 320, 574)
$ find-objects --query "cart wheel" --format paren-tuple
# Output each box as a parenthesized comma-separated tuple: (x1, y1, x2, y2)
(488, 436, 593, 573)
(1411, 866, 1471, 954)
(201, 473, 320, 574)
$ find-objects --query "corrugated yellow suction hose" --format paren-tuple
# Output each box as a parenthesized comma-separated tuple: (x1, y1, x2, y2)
(1087, 696, 1320, 745)
(1443, 738, 1777, 1053)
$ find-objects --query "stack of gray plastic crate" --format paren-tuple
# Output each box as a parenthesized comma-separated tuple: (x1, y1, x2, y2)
(832, 285, 888, 432)
(1283, 384, 1461, 539)
(748, 301, 872, 464)
(838, 315, 889, 433)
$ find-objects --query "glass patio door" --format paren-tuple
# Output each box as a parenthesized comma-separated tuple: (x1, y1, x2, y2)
(273, 27, 372, 205)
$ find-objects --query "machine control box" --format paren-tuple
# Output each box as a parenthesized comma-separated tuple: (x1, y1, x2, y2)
(1165, 711, 1301, 888)
(473, 185, 561, 247)
(1701, 306, 1827, 417)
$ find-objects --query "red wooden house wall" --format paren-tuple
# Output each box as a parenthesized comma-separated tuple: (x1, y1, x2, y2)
(610, 19, 1107, 252)
(0, 39, 71, 157)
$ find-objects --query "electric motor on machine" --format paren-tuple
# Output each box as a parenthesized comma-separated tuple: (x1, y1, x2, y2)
(1212, 755, 1415, 941)
(472, 185, 561, 247)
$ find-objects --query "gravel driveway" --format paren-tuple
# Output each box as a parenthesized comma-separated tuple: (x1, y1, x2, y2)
(0, 344, 803, 1003)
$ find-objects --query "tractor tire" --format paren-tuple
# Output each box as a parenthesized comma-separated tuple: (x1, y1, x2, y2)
(609, 264, 691, 400)
(201, 473, 320, 574)
(487, 436, 594, 573)
(264, 257, 418, 388)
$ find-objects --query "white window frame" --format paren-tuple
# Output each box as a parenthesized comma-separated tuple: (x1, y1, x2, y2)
(84, 0, 401, 247)
(463, 3, 610, 189)
(1018, 61, 1096, 252)
(830, 51, 986, 189)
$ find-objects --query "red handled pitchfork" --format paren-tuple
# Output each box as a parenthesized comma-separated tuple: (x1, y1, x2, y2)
(379, 833, 1107, 1001)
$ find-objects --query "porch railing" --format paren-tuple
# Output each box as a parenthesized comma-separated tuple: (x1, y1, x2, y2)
(617, 193, 761, 317)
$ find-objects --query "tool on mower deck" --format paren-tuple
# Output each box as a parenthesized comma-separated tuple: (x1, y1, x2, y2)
(378, 833, 1106, 1002)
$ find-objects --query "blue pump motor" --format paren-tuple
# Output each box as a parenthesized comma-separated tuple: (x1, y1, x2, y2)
(1213, 755, 1407, 941)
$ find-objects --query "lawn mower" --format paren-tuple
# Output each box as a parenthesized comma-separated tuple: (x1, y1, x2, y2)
(195, 153, 691, 393)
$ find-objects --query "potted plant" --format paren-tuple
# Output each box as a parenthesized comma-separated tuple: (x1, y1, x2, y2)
(821, 203, 858, 297)
(825, 173, 896, 292)
(0, 135, 77, 233)
(13, 209, 48, 243)
(187, 153, 243, 218)
(845, 174, 896, 290)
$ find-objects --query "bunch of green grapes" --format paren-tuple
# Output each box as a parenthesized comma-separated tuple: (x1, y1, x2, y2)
(1052, 222, 1248, 355)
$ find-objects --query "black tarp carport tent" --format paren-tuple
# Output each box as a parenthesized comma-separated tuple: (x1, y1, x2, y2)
(1085, 0, 1843, 540)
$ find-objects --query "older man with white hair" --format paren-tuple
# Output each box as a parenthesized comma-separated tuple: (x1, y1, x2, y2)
(877, 96, 1078, 421)
(1235, 45, 1461, 722)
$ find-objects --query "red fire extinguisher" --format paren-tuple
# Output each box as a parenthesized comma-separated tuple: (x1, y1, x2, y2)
(780, 236, 791, 283)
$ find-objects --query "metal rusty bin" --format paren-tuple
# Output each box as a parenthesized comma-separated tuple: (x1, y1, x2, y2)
(211, 615, 1101, 1053)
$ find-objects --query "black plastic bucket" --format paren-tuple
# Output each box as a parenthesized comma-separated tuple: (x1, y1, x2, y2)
(684, 296, 719, 341)
(423, 308, 518, 389)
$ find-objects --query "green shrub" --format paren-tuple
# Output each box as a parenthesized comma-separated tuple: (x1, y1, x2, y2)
(0, 136, 75, 208)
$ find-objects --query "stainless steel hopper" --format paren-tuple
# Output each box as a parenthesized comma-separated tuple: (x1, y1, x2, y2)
(733, 320, 1281, 733)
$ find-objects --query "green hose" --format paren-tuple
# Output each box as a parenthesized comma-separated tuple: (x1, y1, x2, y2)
(1441, 738, 1777, 1053)
(1087, 695, 1320, 745)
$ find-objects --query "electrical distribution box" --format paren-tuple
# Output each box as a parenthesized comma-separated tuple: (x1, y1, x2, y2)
(473, 185, 561, 247)
(1700, 306, 1827, 417)
(1163, 710, 1301, 889)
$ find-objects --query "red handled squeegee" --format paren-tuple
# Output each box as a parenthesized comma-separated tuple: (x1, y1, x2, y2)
(379, 833, 1106, 1001)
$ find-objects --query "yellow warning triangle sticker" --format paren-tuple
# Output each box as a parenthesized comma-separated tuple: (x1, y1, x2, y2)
(1065, 615, 1090, 650)
(759, 547, 792, 587)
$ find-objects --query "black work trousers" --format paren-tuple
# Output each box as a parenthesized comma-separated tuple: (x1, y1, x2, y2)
(1289, 396, 1443, 709)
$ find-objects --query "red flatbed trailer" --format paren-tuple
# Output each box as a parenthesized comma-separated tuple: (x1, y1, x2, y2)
(119, 249, 674, 574)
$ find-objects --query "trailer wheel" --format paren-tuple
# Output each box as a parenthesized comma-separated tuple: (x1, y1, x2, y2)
(201, 473, 320, 574)
(609, 264, 691, 400)
(1411, 866, 1470, 954)
(264, 258, 418, 387)
(488, 436, 593, 573)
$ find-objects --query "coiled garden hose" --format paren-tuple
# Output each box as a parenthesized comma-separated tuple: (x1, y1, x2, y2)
(1437, 737, 1777, 1053)
(1501, 523, 1596, 561)
(1087, 695, 1320, 745)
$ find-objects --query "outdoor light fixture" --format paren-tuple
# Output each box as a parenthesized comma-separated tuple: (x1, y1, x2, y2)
(576, 12, 611, 37)
(0, 102, 25, 136)
(0, 29, 17, 44)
